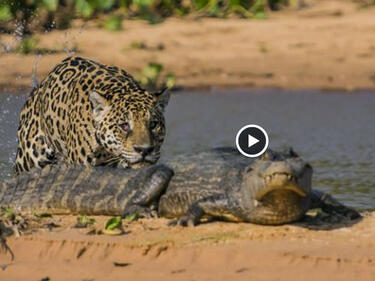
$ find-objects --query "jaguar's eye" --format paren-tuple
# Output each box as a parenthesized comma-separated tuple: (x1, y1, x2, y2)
(119, 122, 130, 132)
(149, 121, 158, 130)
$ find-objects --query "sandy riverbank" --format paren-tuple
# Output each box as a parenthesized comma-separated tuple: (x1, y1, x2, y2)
(1, 0, 375, 93)
(0, 213, 374, 280)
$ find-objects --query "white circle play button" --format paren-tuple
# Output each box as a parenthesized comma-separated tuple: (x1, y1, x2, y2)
(235, 124, 269, 158)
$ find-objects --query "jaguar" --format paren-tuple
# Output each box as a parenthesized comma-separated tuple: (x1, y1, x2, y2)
(14, 56, 170, 173)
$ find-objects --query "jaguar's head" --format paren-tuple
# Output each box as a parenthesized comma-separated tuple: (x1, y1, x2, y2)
(89, 88, 170, 168)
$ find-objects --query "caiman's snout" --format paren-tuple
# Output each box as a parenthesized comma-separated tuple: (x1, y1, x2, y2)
(255, 160, 312, 201)
(256, 172, 307, 200)
(242, 150, 313, 225)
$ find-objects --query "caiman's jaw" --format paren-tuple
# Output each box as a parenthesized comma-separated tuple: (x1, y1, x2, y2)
(242, 150, 313, 225)
(256, 172, 308, 200)
(249, 169, 312, 225)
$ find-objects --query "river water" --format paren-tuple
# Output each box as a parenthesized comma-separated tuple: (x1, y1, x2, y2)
(0, 89, 374, 210)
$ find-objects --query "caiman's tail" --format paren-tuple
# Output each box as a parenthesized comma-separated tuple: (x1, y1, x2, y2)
(0, 164, 173, 216)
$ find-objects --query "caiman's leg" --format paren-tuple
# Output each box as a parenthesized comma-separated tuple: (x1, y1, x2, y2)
(122, 166, 174, 218)
(168, 195, 235, 226)
(309, 190, 361, 220)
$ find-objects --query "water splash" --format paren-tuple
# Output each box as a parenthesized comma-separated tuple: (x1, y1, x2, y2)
(32, 54, 41, 88)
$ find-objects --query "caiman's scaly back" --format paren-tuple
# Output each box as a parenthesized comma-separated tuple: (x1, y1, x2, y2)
(0, 164, 173, 215)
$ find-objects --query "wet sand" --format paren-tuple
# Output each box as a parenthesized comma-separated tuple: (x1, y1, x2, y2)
(1, 0, 375, 92)
(0, 213, 374, 281)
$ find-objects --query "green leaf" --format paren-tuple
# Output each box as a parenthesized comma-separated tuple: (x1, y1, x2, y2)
(192, 0, 210, 10)
(74, 0, 94, 18)
(1, 207, 15, 218)
(133, 0, 155, 9)
(77, 216, 96, 225)
(95, 0, 116, 10)
(42, 0, 58, 12)
(17, 37, 38, 55)
(252, 11, 267, 19)
(105, 217, 122, 230)
(139, 62, 164, 88)
(143, 62, 163, 79)
(0, 5, 13, 21)
(250, 0, 265, 14)
(124, 213, 138, 222)
(164, 73, 176, 88)
(103, 15, 123, 31)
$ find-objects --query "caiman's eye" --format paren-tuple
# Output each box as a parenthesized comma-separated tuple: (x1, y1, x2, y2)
(119, 122, 130, 132)
(288, 148, 299, 158)
(260, 151, 271, 160)
(149, 121, 158, 130)
(245, 166, 253, 173)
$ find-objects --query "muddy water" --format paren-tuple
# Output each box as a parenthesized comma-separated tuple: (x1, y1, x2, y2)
(0, 89, 374, 209)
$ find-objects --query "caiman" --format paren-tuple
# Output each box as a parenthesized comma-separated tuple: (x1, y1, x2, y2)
(0, 147, 360, 226)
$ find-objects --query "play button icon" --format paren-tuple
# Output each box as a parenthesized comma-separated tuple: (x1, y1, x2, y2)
(247, 134, 260, 148)
(235, 124, 269, 158)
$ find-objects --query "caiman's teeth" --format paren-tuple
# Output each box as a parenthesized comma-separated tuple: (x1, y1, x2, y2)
(264, 173, 298, 183)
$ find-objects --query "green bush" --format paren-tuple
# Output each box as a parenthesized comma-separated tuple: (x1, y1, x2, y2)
(0, 0, 318, 35)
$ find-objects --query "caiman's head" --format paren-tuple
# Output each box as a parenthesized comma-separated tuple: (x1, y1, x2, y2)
(241, 148, 312, 225)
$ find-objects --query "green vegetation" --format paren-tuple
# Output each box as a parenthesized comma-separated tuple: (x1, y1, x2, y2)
(1, 0, 373, 36)
(164, 73, 176, 88)
(33, 212, 53, 218)
(13, 35, 60, 55)
(16, 36, 38, 54)
(0, 207, 15, 219)
(0, 0, 312, 37)
(137, 62, 177, 90)
(139, 62, 163, 88)
(129, 40, 147, 49)
(76, 216, 96, 228)
(127, 40, 165, 51)
(124, 213, 138, 221)
(103, 15, 123, 31)
(105, 216, 122, 230)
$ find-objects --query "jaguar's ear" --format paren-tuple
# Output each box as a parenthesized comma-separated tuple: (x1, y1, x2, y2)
(89, 91, 110, 121)
(153, 87, 170, 111)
